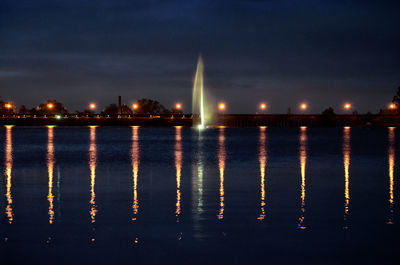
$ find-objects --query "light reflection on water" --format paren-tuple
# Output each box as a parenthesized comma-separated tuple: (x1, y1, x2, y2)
(388, 127, 395, 224)
(131, 126, 140, 221)
(47, 126, 55, 224)
(257, 126, 267, 220)
(175, 126, 182, 220)
(1, 125, 400, 264)
(5, 125, 13, 224)
(298, 126, 307, 229)
(343, 127, 351, 228)
(217, 126, 226, 220)
(89, 126, 97, 224)
(192, 128, 204, 238)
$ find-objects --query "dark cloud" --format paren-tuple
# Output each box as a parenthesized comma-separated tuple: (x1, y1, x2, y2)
(0, 0, 399, 113)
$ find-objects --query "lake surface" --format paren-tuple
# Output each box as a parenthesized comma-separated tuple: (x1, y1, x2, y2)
(0, 126, 399, 265)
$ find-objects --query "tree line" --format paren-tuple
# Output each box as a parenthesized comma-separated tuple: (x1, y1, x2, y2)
(0, 98, 183, 115)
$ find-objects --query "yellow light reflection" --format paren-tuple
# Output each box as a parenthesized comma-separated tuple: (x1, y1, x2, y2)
(131, 126, 140, 221)
(47, 126, 55, 224)
(5, 125, 14, 224)
(89, 126, 97, 223)
(217, 127, 226, 220)
(257, 127, 267, 220)
(175, 126, 183, 219)
(343, 127, 351, 226)
(298, 126, 307, 229)
(388, 127, 395, 224)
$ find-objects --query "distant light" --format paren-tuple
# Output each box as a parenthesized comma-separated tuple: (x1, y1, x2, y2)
(300, 126, 307, 129)
(300, 103, 307, 110)
(133, 104, 138, 110)
(47, 103, 53, 109)
(55, 115, 61, 120)
(389, 103, 396, 110)
(5, 103, 12, 109)
(344, 103, 351, 110)
(219, 103, 226, 111)
(90, 103, 96, 109)
(260, 103, 266, 110)
(176, 103, 182, 109)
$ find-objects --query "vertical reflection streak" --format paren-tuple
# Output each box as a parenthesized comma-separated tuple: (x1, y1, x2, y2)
(343, 127, 351, 226)
(217, 127, 226, 220)
(192, 130, 204, 238)
(298, 127, 307, 229)
(89, 126, 97, 223)
(47, 126, 55, 224)
(175, 127, 182, 219)
(131, 126, 140, 221)
(5, 126, 13, 224)
(388, 127, 395, 224)
(257, 127, 267, 220)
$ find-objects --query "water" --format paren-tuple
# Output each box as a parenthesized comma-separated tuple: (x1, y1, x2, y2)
(1, 126, 400, 264)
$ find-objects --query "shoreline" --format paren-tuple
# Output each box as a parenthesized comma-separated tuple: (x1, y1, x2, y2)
(0, 114, 399, 127)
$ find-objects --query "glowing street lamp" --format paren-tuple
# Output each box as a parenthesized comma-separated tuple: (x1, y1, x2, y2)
(344, 103, 351, 110)
(47, 103, 53, 109)
(389, 103, 397, 110)
(132, 104, 138, 110)
(5, 103, 12, 109)
(260, 103, 266, 110)
(175, 103, 182, 110)
(218, 102, 226, 111)
(300, 103, 307, 110)
(89, 103, 96, 110)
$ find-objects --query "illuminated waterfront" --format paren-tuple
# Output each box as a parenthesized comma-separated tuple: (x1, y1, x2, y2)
(1, 126, 399, 264)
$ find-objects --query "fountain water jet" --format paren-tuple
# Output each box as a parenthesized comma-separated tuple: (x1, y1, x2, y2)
(192, 56, 205, 129)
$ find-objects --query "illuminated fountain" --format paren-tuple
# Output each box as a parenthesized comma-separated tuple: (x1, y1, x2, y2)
(192, 56, 206, 129)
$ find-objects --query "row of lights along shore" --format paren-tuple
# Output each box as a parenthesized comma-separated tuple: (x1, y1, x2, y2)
(2, 102, 399, 112)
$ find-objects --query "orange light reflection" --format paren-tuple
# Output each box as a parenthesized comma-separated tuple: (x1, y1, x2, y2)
(5, 126, 14, 224)
(388, 127, 395, 224)
(257, 126, 267, 220)
(47, 126, 55, 224)
(131, 126, 140, 221)
(298, 126, 307, 229)
(217, 127, 226, 220)
(89, 126, 97, 223)
(175, 126, 182, 219)
(343, 127, 351, 227)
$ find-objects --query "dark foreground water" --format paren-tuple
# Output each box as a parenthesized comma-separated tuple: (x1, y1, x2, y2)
(0, 126, 399, 265)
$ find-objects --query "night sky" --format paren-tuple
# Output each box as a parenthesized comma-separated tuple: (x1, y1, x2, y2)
(1, 0, 399, 114)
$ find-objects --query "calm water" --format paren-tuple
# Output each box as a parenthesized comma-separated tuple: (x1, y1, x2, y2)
(0, 126, 399, 265)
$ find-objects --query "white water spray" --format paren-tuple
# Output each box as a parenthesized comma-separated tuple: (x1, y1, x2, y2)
(192, 56, 205, 129)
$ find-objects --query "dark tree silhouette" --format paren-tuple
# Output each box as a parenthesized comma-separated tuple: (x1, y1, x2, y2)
(102, 104, 119, 115)
(392, 86, 400, 105)
(134, 98, 169, 114)
(322, 107, 335, 116)
(121, 104, 133, 115)
(18, 105, 30, 115)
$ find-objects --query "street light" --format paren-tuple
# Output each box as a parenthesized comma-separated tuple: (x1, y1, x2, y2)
(5, 103, 12, 109)
(89, 103, 96, 109)
(47, 103, 53, 109)
(389, 103, 396, 110)
(260, 103, 266, 110)
(344, 103, 351, 110)
(300, 103, 307, 110)
(176, 103, 182, 109)
(132, 104, 138, 110)
(218, 102, 226, 111)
